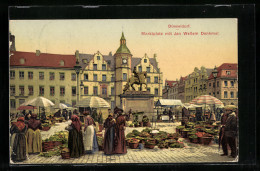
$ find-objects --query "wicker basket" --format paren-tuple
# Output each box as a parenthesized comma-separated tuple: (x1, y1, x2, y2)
(42, 141, 54, 152)
(42, 126, 50, 131)
(129, 142, 139, 149)
(61, 152, 70, 159)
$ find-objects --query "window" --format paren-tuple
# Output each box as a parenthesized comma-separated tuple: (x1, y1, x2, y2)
(28, 86, 33, 95)
(39, 72, 44, 80)
(10, 71, 15, 79)
(97, 56, 100, 60)
(147, 87, 150, 92)
(102, 75, 107, 82)
(93, 86, 98, 95)
(155, 88, 158, 95)
(144, 59, 147, 63)
(93, 74, 98, 81)
(111, 87, 114, 95)
(213, 92, 215, 96)
(28, 72, 33, 80)
(60, 60, 64, 66)
(226, 71, 231, 75)
(84, 86, 88, 95)
(111, 74, 115, 82)
(209, 83, 211, 87)
(213, 82, 215, 88)
(71, 73, 76, 81)
(60, 73, 65, 80)
(39, 86, 44, 96)
(230, 91, 234, 98)
(224, 81, 228, 87)
(19, 99, 25, 106)
(224, 91, 228, 98)
(102, 87, 107, 96)
(123, 73, 127, 81)
(49, 72, 55, 80)
(146, 67, 150, 73)
(60, 87, 65, 96)
(19, 86, 24, 95)
(209, 93, 211, 95)
(50, 86, 55, 96)
(10, 86, 15, 96)
(231, 81, 234, 87)
(72, 100, 76, 107)
(72, 87, 76, 96)
(138, 66, 142, 72)
(102, 64, 106, 71)
(154, 76, 158, 83)
(217, 81, 219, 87)
(10, 99, 16, 109)
(147, 76, 150, 83)
(93, 64, 97, 70)
(84, 74, 88, 81)
(19, 71, 24, 79)
(217, 91, 219, 94)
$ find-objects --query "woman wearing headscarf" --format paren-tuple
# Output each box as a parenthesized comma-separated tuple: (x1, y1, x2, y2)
(83, 111, 99, 154)
(26, 113, 42, 154)
(10, 117, 27, 162)
(103, 115, 115, 155)
(66, 115, 84, 158)
(113, 108, 127, 154)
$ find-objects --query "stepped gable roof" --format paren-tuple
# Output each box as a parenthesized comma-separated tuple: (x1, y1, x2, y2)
(208, 63, 238, 80)
(79, 53, 115, 70)
(10, 51, 75, 68)
(131, 57, 159, 72)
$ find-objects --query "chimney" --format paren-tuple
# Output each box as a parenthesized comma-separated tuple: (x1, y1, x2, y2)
(36, 50, 41, 56)
(9, 34, 16, 52)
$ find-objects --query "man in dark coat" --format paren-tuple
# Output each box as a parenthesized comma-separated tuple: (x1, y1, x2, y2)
(222, 107, 238, 158)
(103, 115, 115, 155)
(168, 108, 173, 123)
(113, 109, 127, 154)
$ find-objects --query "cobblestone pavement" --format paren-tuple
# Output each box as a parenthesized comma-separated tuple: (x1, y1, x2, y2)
(11, 121, 238, 164)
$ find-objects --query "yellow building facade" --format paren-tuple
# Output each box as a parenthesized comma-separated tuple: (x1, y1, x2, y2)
(185, 66, 212, 103)
(10, 32, 163, 113)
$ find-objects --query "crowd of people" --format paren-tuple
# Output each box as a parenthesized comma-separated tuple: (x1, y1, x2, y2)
(10, 105, 238, 162)
(10, 113, 42, 162)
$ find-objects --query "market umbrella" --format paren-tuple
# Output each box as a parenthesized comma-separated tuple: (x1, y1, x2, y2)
(53, 103, 68, 109)
(190, 95, 223, 106)
(17, 105, 37, 110)
(21, 97, 54, 119)
(76, 96, 110, 108)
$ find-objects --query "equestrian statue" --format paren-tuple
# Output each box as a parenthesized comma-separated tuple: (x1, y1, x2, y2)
(123, 67, 147, 94)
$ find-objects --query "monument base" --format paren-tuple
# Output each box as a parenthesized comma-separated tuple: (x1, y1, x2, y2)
(120, 91, 154, 114)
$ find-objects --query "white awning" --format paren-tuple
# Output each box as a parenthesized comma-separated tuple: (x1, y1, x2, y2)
(155, 99, 183, 107)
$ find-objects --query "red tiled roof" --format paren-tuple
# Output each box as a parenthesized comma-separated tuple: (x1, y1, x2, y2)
(165, 80, 177, 87)
(208, 63, 238, 80)
(10, 51, 76, 68)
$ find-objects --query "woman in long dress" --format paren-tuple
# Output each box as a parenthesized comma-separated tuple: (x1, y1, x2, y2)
(26, 113, 42, 154)
(103, 115, 115, 155)
(10, 117, 27, 162)
(66, 115, 84, 158)
(113, 109, 127, 154)
(83, 112, 99, 154)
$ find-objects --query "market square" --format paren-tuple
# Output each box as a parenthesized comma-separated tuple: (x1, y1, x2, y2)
(9, 19, 238, 164)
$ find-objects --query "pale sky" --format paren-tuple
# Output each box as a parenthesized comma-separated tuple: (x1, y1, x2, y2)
(9, 19, 237, 81)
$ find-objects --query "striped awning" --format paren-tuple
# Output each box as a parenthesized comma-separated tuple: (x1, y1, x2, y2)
(190, 95, 223, 106)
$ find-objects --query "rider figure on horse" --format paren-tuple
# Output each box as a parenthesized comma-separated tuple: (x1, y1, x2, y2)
(133, 66, 140, 83)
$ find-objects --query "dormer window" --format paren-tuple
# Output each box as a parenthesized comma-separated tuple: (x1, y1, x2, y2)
(82, 59, 88, 64)
(20, 58, 25, 64)
(60, 60, 64, 66)
(97, 56, 100, 60)
(144, 59, 147, 63)
(226, 71, 231, 75)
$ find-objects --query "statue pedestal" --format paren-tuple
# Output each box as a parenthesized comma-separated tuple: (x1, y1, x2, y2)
(120, 91, 154, 114)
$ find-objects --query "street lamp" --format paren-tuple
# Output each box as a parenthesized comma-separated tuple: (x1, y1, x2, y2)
(74, 50, 82, 111)
(212, 66, 218, 97)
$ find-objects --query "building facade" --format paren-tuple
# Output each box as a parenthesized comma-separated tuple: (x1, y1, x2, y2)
(177, 76, 186, 103)
(207, 63, 238, 106)
(10, 32, 163, 113)
(185, 66, 213, 103)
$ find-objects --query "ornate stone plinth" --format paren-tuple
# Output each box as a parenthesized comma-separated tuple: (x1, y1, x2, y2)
(120, 91, 154, 113)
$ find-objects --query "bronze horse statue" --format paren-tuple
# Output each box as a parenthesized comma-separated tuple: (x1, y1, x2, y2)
(123, 71, 147, 94)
